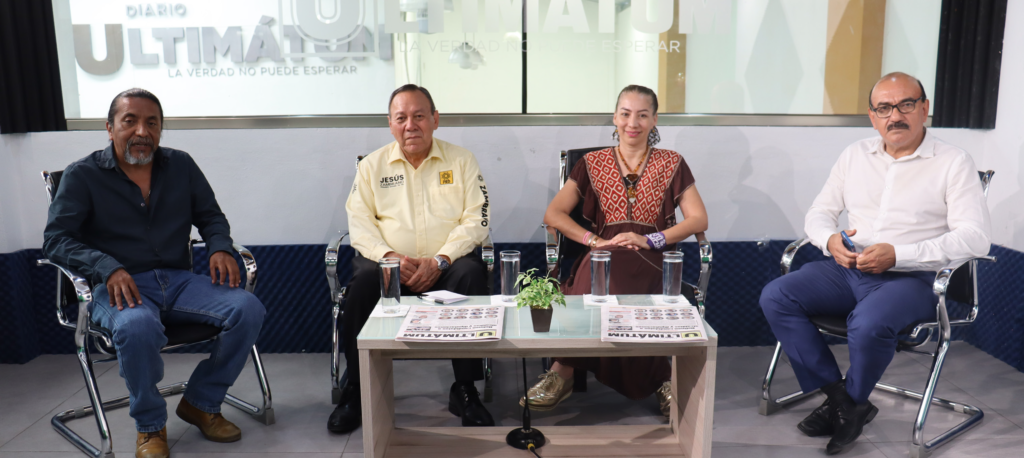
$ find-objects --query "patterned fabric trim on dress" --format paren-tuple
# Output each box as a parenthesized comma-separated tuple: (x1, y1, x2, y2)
(584, 148, 681, 226)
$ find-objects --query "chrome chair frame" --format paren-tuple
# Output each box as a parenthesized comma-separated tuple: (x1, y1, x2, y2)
(758, 170, 996, 458)
(39, 171, 275, 458)
(326, 156, 498, 403)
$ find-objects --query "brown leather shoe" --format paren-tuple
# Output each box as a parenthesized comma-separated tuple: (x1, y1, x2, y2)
(136, 427, 169, 458)
(175, 398, 242, 443)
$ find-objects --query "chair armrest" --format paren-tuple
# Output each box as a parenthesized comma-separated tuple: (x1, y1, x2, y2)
(932, 255, 996, 298)
(920, 255, 997, 339)
(780, 238, 813, 276)
(694, 233, 713, 304)
(543, 224, 559, 277)
(36, 259, 93, 303)
(482, 232, 495, 273)
(232, 244, 258, 294)
(36, 259, 93, 347)
(326, 233, 348, 304)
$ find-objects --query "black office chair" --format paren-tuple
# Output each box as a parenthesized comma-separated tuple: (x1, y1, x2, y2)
(544, 147, 714, 390)
(325, 156, 497, 404)
(37, 170, 275, 458)
(758, 170, 997, 458)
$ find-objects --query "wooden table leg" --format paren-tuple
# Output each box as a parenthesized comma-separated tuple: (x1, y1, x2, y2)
(361, 349, 394, 458)
(672, 346, 717, 458)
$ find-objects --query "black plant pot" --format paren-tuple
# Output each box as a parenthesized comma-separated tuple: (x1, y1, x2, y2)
(530, 307, 553, 332)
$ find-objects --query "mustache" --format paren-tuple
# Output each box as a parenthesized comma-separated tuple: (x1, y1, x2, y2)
(127, 136, 154, 150)
(887, 121, 910, 131)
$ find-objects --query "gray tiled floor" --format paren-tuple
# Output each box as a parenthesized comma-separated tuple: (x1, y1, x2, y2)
(1, 342, 1021, 457)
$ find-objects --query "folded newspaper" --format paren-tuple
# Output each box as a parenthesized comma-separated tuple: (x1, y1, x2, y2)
(600, 305, 708, 343)
(395, 305, 505, 342)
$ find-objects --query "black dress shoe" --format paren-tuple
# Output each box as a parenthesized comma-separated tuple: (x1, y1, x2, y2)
(798, 397, 838, 437)
(448, 382, 495, 427)
(327, 384, 362, 434)
(826, 400, 878, 455)
(799, 397, 878, 437)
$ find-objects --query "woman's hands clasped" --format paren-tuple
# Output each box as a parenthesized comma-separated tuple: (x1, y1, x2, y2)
(607, 232, 649, 251)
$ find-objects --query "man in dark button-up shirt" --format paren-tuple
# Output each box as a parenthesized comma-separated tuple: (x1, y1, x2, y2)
(43, 144, 233, 286)
(43, 88, 264, 458)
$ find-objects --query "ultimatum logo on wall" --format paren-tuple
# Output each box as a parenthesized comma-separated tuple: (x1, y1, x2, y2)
(74, 0, 730, 75)
(74, 0, 391, 76)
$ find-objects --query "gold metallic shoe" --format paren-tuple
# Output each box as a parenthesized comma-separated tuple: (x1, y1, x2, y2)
(656, 381, 673, 418)
(518, 370, 573, 411)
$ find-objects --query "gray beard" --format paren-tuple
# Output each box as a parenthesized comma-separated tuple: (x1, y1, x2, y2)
(123, 141, 154, 165)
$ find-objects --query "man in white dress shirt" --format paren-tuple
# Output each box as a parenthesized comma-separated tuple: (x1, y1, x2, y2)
(759, 72, 990, 455)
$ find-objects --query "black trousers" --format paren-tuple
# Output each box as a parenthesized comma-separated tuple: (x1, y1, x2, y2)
(343, 254, 489, 385)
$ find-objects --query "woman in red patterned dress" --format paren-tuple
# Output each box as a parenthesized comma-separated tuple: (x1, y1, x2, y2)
(521, 85, 709, 416)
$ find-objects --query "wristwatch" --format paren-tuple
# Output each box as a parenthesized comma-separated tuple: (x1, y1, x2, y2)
(434, 255, 450, 271)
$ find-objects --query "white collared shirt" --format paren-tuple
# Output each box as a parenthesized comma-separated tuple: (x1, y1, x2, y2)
(805, 130, 991, 272)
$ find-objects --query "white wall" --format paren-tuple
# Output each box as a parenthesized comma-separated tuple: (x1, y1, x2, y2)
(3, 1, 1022, 254)
(982, 0, 1024, 250)
(0, 123, 987, 253)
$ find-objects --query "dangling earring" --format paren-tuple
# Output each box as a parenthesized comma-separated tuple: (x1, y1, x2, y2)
(612, 130, 620, 142)
(647, 126, 661, 147)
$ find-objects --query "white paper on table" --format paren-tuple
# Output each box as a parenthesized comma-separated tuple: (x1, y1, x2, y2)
(369, 304, 411, 317)
(649, 294, 693, 307)
(395, 305, 505, 342)
(420, 290, 469, 304)
(583, 294, 619, 307)
(490, 295, 519, 306)
(600, 304, 707, 343)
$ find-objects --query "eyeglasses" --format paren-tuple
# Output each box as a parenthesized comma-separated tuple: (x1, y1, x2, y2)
(870, 96, 925, 118)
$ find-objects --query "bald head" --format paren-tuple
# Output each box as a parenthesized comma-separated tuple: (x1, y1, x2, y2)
(869, 72, 926, 107)
(867, 72, 930, 156)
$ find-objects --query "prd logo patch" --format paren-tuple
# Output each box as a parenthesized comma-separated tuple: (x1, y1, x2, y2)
(439, 170, 454, 185)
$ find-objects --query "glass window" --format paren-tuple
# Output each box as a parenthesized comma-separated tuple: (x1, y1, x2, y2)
(53, 0, 940, 121)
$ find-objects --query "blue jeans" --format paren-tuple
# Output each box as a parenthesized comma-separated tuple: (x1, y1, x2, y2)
(89, 269, 265, 432)
(759, 260, 936, 403)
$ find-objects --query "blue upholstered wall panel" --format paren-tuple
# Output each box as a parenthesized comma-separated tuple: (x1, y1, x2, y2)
(966, 245, 1024, 371)
(0, 250, 40, 363)
(3, 242, 1022, 372)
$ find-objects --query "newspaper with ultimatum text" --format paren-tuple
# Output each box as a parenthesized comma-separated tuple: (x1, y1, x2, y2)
(600, 305, 708, 343)
(395, 304, 505, 342)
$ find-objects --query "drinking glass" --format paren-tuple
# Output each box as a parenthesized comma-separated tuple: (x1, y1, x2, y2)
(662, 251, 684, 303)
(590, 251, 612, 302)
(378, 257, 401, 314)
(500, 250, 521, 302)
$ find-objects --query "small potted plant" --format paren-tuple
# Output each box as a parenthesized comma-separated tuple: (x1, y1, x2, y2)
(514, 268, 566, 332)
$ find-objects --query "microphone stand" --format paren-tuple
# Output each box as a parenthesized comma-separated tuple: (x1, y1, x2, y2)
(506, 357, 546, 450)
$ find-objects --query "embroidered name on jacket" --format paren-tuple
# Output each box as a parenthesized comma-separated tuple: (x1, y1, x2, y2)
(379, 174, 405, 188)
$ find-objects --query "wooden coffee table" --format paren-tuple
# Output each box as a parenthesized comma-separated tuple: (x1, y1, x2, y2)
(357, 295, 717, 458)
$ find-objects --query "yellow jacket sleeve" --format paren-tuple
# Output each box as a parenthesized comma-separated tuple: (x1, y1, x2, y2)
(345, 160, 395, 262)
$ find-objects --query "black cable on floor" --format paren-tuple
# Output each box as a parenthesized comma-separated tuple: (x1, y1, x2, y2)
(527, 443, 541, 458)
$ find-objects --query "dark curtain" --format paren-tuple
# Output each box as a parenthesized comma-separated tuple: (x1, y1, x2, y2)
(0, 0, 67, 134)
(933, 0, 1008, 129)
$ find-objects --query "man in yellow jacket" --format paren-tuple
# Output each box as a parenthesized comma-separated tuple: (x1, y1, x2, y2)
(328, 85, 494, 434)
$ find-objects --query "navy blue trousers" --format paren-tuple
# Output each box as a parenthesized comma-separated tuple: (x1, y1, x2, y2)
(759, 260, 936, 403)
